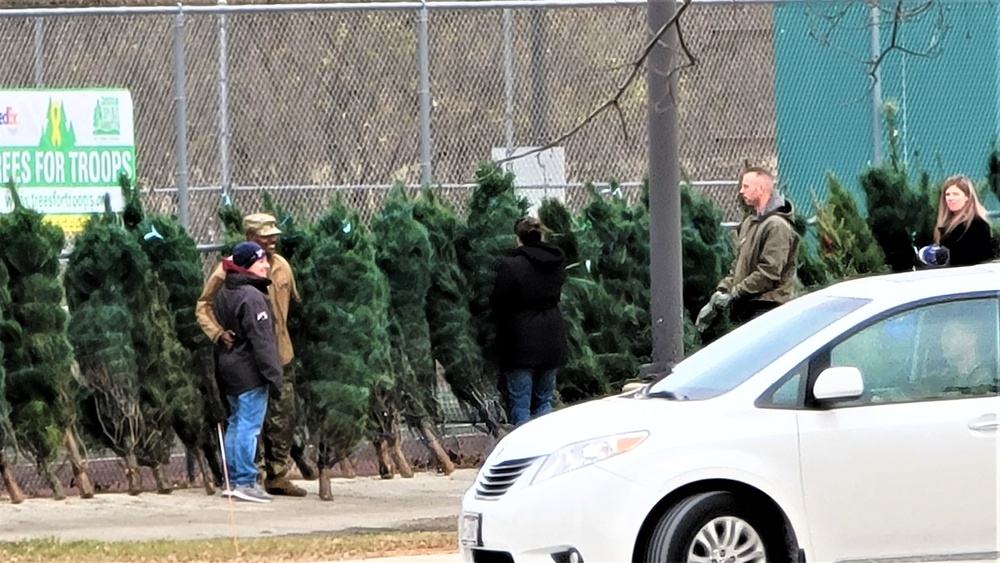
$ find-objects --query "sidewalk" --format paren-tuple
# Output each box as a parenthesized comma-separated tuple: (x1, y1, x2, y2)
(0, 469, 477, 543)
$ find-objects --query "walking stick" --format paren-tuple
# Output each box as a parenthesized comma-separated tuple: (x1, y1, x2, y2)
(217, 423, 232, 494)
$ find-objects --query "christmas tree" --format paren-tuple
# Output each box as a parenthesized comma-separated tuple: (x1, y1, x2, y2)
(984, 148, 1000, 258)
(123, 177, 220, 492)
(538, 196, 615, 402)
(574, 184, 653, 387)
(412, 188, 503, 437)
(0, 184, 93, 499)
(65, 201, 177, 494)
(455, 163, 528, 414)
(814, 173, 888, 280)
(217, 193, 245, 255)
(860, 103, 936, 272)
(680, 182, 735, 345)
(0, 257, 25, 503)
(289, 199, 395, 495)
(371, 185, 455, 475)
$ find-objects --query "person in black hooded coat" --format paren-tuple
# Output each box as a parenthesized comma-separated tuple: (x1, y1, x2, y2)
(211, 241, 283, 503)
(490, 216, 567, 426)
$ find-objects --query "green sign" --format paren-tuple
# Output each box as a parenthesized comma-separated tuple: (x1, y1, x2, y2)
(0, 88, 136, 231)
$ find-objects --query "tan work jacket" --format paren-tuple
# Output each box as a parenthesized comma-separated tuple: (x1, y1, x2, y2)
(196, 253, 299, 366)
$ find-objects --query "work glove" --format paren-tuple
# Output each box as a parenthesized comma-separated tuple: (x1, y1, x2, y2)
(712, 290, 734, 310)
(695, 300, 717, 333)
(695, 290, 734, 333)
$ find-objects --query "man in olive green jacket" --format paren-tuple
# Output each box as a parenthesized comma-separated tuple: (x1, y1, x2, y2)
(698, 167, 799, 329)
(196, 213, 307, 497)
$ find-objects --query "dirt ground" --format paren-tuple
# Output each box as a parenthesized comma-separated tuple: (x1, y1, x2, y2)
(0, 469, 477, 543)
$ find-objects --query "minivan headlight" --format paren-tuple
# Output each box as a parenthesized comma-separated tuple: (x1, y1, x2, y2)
(532, 431, 649, 485)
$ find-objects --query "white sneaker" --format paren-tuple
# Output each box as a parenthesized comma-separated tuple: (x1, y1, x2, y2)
(220, 488, 235, 498)
(230, 484, 272, 503)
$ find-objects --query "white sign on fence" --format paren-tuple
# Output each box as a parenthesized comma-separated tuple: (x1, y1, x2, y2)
(491, 146, 566, 214)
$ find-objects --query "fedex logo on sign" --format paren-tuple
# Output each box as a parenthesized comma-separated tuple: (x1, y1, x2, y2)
(0, 106, 18, 126)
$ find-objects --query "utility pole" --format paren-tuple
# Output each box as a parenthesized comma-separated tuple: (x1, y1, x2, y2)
(644, 0, 684, 377)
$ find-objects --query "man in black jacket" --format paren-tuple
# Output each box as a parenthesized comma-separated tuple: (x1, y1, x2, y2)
(490, 217, 568, 426)
(213, 241, 284, 503)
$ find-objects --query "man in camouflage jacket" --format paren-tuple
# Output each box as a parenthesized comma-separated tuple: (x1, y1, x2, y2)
(196, 213, 307, 497)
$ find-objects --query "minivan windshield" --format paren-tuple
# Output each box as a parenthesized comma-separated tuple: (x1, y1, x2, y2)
(646, 294, 870, 400)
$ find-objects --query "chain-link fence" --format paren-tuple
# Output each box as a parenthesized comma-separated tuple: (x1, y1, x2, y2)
(0, 0, 776, 242)
(2, 1, 993, 234)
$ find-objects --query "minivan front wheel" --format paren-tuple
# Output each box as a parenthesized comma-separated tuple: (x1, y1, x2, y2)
(643, 491, 783, 563)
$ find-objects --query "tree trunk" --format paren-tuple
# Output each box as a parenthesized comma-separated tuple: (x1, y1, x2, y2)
(388, 423, 413, 479)
(196, 451, 215, 495)
(64, 428, 94, 499)
(417, 417, 455, 475)
(124, 453, 142, 495)
(152, 464, 172, 494)
(40, 462, 66, 500)
(455, 387, 506, 438)
(338, 454, 357, 479)
(373, 436, 394, 479)
(317, 465, 333, 501)
(0, 453, 24, 504)
(203, 428, 224, 490)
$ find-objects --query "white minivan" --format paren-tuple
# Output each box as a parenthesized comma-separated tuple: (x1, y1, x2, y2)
(460, 264, 999, 563)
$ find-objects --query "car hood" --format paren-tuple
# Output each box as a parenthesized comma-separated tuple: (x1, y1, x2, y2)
(487, 393, 704, 463)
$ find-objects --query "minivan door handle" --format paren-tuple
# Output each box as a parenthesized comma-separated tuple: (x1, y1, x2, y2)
(969, 414, 998, 432)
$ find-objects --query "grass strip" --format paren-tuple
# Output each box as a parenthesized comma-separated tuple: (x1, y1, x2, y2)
(0, 530, 457, 562)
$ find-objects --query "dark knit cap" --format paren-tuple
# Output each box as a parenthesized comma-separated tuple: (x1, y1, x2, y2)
(232, 241, 267, 268)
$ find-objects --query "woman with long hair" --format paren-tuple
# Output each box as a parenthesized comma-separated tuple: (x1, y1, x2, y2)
(932, 175, 993, 266)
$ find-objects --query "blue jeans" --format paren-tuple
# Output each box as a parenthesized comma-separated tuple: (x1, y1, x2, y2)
(505, 368, 557, 426)
(224, 386, 268, 487)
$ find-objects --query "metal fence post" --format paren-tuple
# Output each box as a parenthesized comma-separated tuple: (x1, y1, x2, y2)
(529, 8, 546, 143)
(33, 18, 44, 86)
(868, 0, 883, 163)
(502, 8, 514, 157)
(417, 1, 433, 186)
(217, 0, 232, 197)
(173, 5, 190, 230)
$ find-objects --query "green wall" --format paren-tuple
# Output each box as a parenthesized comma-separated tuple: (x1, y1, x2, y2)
(774, 1, 998, 215)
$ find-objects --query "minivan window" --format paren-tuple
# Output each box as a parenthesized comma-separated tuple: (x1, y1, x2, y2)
(646, 294, 870, 400)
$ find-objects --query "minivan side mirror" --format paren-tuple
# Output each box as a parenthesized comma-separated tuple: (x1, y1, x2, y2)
(812, 366, 865, 402)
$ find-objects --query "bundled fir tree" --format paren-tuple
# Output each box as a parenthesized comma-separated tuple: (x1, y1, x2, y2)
(680, 183, 735, 346)
(0, 258, 26, 503)
(371, 185, 455, 475)
(261, 192, 325, 479)
(217, 193, 246, 254)
(262, 192, 310, 263)
(538, 197, 616, 402)
(288, 199, 398, 496)
(573, 184, 653, 388)
(860, 103, 936, 272)
(791, 215, 832, 293)
(0, 185, 93, 499)
(982, 147, 1000, 258)
(65, 201, 178, 494)
(455, 163, 528, 415)
(814, 173, 888, 280)
(412, 188, 504, 437)
(122, 178, 221, 493)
